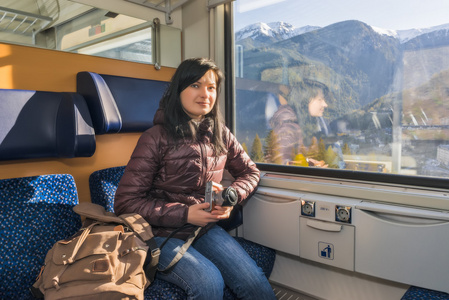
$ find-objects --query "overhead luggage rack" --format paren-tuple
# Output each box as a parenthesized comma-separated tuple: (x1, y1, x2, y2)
(124, 0, 189, 24)
(0, 6, 52, 36)
(124, 0, 233, 24)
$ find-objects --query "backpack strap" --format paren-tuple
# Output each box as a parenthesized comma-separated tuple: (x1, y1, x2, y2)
(119, 215, 202, 280)
(119, 214, 161, 282)
(64, 222, 98, 264)
(119, 213, 154, 241)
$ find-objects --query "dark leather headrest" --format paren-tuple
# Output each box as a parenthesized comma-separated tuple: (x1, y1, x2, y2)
(0, 89, 95, 161)
(76, 72, 168, 134)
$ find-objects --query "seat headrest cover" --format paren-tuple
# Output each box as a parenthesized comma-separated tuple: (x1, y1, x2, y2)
(77, 72, 122, 134)
(77, 72, 168, 134)
(0, 89, 95, 161)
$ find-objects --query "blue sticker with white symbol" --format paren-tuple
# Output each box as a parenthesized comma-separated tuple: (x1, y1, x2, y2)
(318, 242, 334, 260)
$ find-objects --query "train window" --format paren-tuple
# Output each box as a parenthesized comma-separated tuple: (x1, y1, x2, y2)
(0, 0, 181, 67)
(57, 9, 153, 64)
(233, 0, 449, 183)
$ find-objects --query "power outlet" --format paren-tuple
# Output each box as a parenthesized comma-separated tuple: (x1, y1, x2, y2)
(335, 206, 351, 223)
(301, 200, 315, 217)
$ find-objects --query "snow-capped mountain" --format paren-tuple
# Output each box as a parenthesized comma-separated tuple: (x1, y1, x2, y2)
(236, 21, 449, 45)
(372, 23, 449, 43)
(235, 22, 320, 42)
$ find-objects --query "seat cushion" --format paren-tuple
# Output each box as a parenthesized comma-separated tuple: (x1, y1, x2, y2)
(0, 174, 81, 299)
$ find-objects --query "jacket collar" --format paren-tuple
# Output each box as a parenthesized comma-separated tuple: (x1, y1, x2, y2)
(153, 108, 214, 140)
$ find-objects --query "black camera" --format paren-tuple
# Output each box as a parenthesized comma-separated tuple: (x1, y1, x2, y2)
(205, 181, 238, 211)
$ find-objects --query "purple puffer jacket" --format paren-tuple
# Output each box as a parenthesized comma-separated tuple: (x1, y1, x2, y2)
(114, 109, 260, 239)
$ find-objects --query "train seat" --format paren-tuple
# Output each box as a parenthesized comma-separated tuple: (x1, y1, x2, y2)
(0, 174, 81, 299)
(0, 89, 95, 160)
(401, 286, 449, 299)
(76, 72, 168, 134)
(89, 166, 276, 300)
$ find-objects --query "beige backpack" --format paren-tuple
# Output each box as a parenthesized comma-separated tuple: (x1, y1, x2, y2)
(31, 203, 199, 300)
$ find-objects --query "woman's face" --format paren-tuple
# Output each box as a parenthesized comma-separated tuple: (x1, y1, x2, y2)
(180, 70, 217, 120)
(308, 90, 328, 117)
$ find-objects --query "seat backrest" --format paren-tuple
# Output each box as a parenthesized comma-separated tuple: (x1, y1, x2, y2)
(89, 166, 126, 212)
(0, 89, 96, 161)
(76, 72, 168, 134)
(0, 174, 81, 299)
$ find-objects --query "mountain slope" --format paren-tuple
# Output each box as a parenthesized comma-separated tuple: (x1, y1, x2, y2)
(236, 22, 320, 49)
(235, 19, 449, 135)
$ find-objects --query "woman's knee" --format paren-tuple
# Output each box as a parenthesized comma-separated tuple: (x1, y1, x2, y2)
(193, 265, 225, 295)
(228, 266, 275, 299)
(158, 250, 225, 299)
(177, 262, 224, 299)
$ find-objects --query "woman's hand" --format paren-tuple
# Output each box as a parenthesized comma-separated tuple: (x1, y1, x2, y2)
(187, 203, 234, 227)
(211, 205, 234, 219)
(212, 181, 224, 192)
(307, 158, 328, 168)
(187, 203, 219, 227)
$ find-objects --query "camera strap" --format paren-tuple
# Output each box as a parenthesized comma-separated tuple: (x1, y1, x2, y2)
(158, 224, 202, 274)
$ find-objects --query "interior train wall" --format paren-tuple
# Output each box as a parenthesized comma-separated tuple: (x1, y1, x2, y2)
(0, 42, 176, 203)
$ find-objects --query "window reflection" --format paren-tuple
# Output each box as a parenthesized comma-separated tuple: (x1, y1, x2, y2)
(234, 0, 449, 178)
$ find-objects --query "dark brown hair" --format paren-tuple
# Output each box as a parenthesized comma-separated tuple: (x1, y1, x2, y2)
(159, 57, 226, 155)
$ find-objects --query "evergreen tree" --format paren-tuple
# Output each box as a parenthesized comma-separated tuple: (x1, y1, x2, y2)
(290, 144, 298, 162)
(317, 138, 326, 161)
(307, 136, 319, 159)
(299, 143, 308, 156)
(241, 142, 248, 154)
(250, 134, 264, 162)
(342, 143, 351, 155)
(264, 130, 283, 164)
(324, 146, 338, 168)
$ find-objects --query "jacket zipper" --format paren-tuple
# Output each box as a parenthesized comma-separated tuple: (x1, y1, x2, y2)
(198, 140, 208, 189)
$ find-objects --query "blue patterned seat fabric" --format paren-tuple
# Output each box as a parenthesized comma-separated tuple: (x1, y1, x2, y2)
(0, 174, 81, 300)
(90, 166, 276, 299)
(401, 286, 449, 300)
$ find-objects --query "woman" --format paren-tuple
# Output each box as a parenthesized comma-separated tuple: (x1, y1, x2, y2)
(114, 58, 276, 299)
(289, 79, 331, 146)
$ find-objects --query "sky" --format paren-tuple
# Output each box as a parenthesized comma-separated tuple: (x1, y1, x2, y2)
(234, 0, 449, 32)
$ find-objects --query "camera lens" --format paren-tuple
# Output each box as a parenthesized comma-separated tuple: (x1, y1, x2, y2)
(222, 187, 238, 206)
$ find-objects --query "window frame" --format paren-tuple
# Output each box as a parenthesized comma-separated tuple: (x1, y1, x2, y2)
(224, 1, 449, 191)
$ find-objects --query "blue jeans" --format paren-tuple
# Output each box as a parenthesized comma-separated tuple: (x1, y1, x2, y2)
(154, 225, 276, 300)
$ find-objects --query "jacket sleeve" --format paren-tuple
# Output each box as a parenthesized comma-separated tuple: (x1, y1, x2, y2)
(114, 130, 189, 228)
(223, 127, 260, 204)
